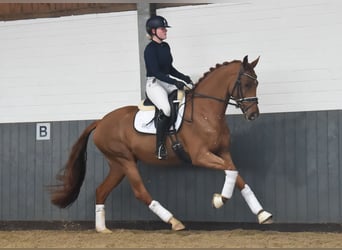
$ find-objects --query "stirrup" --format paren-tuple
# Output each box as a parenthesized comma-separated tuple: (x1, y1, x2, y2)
(157, 144, 167, 160)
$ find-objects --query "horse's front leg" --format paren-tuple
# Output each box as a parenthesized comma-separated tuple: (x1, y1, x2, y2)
(192, 151, 239, 208)
(236, 176, 273, 224)
(211, 169, 238, 209)
(191, 149, 272, 224)
(208, 160, 273, 224)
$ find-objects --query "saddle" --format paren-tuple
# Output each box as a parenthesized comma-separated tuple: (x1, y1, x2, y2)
(134, 90, 191, 163)
(135, 90, 185, 134)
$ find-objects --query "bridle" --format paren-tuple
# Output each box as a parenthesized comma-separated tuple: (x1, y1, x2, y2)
(229, 68, 259, 113)
(190, 65, 259, 114)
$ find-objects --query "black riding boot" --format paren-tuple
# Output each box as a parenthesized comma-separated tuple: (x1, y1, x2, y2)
(156, 110, 170, 160)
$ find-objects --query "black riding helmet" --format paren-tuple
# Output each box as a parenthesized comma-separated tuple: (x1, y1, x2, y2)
(146, 15, 171, 36)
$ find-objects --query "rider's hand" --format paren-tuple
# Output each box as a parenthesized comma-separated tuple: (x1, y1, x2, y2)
(174, 81, 186, 90)
(183, 75, 192, 84)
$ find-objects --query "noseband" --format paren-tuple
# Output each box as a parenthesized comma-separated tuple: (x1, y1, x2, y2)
(191, 65, 259, 114)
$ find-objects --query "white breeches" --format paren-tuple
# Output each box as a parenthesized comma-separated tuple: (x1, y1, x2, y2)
(146, 77, 178, 117)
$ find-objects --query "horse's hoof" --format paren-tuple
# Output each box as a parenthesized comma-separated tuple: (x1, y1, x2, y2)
(169, 217, 186, 231)
(258, 210, 273, 224)
(96, 227, 112, 234)
(212, 193, 227, 209)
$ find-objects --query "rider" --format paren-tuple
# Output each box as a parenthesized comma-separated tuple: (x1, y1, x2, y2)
(144, 15, 193, 160)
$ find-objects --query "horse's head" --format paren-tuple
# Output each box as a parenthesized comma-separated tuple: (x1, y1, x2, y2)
(231, 55, 260, 121)
(191, 56, 260, 121)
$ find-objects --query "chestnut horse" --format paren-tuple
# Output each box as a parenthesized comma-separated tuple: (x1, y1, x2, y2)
(50, 56, 272, 233)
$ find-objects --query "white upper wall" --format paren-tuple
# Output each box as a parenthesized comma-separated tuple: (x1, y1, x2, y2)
(1, 1, 341, 123)
(0, 11, 140, 123)
(159, 0, 342, 114)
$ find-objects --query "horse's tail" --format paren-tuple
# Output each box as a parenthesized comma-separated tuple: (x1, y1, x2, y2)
(50, 120, 98, 208)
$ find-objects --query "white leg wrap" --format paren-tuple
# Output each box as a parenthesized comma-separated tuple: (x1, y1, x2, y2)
(149, 200, 173, 223)
(95, 204, 107, 231)
(241, 184, 263, 215)
(221, 170, 238, 199)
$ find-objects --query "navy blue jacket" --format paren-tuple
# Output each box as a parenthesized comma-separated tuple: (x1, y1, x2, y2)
(144, 40, 189, 85)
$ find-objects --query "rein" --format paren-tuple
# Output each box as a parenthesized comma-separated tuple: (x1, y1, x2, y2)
(184, 65, 258, 122)
(192, 67, 258, 106)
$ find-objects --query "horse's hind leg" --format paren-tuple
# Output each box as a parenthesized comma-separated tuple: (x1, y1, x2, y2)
(236, 175, 273, 224)
(95, 161, 125, 233)
(121, 159, 185, 231)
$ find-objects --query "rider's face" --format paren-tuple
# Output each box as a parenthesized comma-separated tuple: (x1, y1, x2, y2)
(153, 27, 167, 41)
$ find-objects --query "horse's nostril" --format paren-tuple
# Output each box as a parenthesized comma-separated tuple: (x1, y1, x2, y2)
(247, 112, 259, 121)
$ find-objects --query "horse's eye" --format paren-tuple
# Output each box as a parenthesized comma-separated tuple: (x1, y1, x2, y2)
(244, 82, 253, 89)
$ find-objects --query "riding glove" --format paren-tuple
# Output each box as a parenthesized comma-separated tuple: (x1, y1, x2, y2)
(174, 81, 186, 90)
(183, 75, 192, 84)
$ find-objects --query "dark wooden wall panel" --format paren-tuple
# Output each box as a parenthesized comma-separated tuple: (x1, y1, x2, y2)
(0, 3, 137, 21)
(306, 112, 319, 221)
(0, 3, 204, 21)
(0, 110, 341, 224)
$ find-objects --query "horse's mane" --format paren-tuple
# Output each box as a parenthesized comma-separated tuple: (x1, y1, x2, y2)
(195, 60, 241, 85)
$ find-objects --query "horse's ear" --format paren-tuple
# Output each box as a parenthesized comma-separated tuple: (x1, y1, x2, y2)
(243, 55, 249, 68)
(250, 56, 260, 69)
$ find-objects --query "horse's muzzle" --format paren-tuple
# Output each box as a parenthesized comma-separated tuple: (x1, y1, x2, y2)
(246, 111, 259, 121)
(240, 99, 259, 121)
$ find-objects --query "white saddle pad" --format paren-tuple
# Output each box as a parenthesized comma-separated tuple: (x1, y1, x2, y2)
(134, 97, 186, 134)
